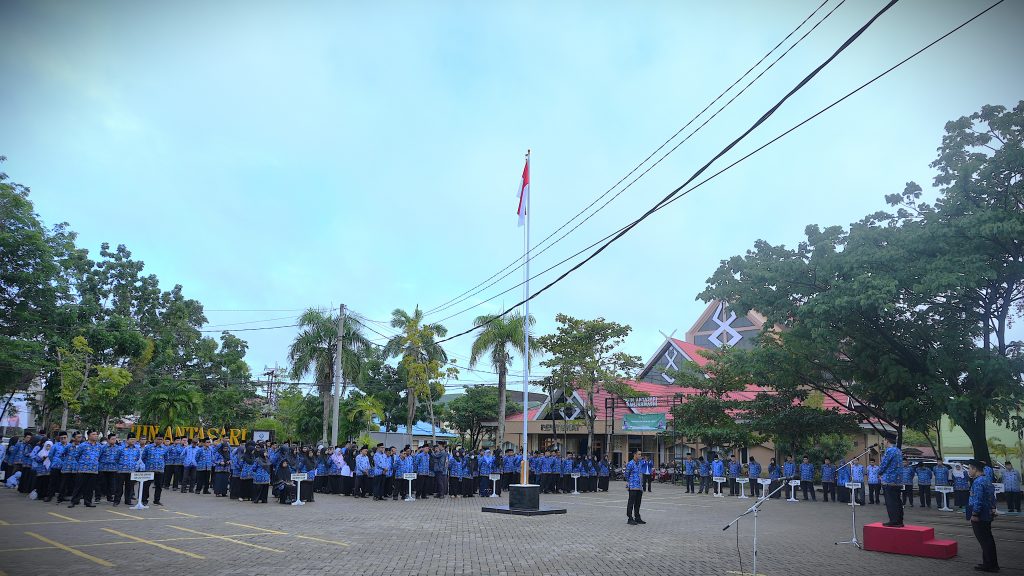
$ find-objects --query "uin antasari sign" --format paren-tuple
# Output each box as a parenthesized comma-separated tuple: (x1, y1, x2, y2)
(130, 424, 249, 445)
(622, 414, 666, 432)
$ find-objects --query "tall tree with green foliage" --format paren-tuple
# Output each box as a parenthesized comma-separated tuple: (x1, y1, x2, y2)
(538, 315, 642, 457)
(384, 306, 447, 445)
(288, 308, 370, 442)
(469, 312, 540, 450)
(701, 103, 1024, 463)
(448, 385, 520, 450)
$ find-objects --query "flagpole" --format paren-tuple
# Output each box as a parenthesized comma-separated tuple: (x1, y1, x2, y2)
(521, 149, 531, 486)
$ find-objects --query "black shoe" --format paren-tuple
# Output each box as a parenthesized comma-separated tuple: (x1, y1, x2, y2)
(627, 518, 637, 525)
(113, 501, 119, 507)
(635, 518, 646, 524)
(974, 566, 1000, 573)
(43, 497, 52, 502)
(83, 502, 95, 508)
(67, 503, 76, 508)
(152, 501, 163, 506)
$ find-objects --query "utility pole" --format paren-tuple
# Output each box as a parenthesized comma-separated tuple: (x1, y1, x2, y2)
(331, 304, 346, 446)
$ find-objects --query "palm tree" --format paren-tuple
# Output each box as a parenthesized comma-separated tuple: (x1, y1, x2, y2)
(469, 312, 540, 449)
(383, 306, 447, 445)
(288, 308, 370, 443)
(347, 395, 385, 435)
(138, 382, 201, 429)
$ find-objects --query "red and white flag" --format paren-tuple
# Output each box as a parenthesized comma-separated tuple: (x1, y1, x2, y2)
(516, 154, 529, 227)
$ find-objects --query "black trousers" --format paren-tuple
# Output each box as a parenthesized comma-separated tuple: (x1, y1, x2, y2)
(230, 476, 241, 499)
(902, 484, 914, 505)
(182, 466, 196, 492)
(972, 520, 999, 570)
(252, 483, 268, 503)
(70, 473, 98, 504)
(435, 473, 447, 497)
(142, 472, 164, 504)
(60, 472, 77, 501)
(869, 483, 881, 504)
(801, 480, 816, 500)
(239, 478, 253, 500)
(195, 469, 211, 493)
(626, 489, 643, 519)
(884, 485, 904, 525)
(33, 474, 49, 499)
(918, 484, 932, 507)
(47, 469, 63, 499)
(684, 474, 694, 493)
(644, 474, 653, 492)
(415, 474, 429, 498)
(277, 482, 294, 504)
(822, 481, 835, 502)
(372, 475, 384, 498)
(1006, 491, 1022, 512)
(119, 473, 135, 504)
(502, 472, 514, 490)
(102, 471, 121, 501)
(599, 476, 609, 491)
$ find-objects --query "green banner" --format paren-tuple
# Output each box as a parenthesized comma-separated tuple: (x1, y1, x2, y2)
(622, 413, 666, 431)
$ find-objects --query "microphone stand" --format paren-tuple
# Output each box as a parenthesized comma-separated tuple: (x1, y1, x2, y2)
(723, 475, 794, 576)
(835, 444, 877, 549)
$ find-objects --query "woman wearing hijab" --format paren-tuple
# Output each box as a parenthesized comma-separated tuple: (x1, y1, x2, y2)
(313, 447, 328, 494)
(239, 441, 256, 502)
(342, 444, 356, 496)
(328, 446, 344, 494)
(1, 437, 18, 481)
(250, 447, 270, 503)
(298, 446, 316, 503)
(462, 449, 477, 497)
(229, 442, 244, 500)
(952, 462, 970, 510)
(212, 441, 231, 497)
(275, 460, 295, 504)
(448, 449, 464, 497)
(598, 455, 611, 492)
(31, 439, 53, 501)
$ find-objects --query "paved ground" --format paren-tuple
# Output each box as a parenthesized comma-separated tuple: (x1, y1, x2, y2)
(0, 481, 1020, 576)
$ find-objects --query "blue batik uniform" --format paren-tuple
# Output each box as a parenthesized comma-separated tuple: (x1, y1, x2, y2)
(231, 448, 245, 477)
(50, 441, 68, 472)
(837, 464, 850, 485)
(984, 466, 994, 482)
(268, 448, 280, 468)
(821, 464, 836, 483)
(30, 446, 49, 476)
(2, 443, 19, 468)
(99, 443, 122, 473)
(748, 462, 762, 479)
(900, 465, 915, 485)
(933, 465, 950, 486)
(684, 460, 696, 475)
(953, 471, 969, 491)
(250, 461, 270, 484)
(867, 465, 880, 485)
(141, 444, 167, 473)
(18, 442, 33, 468)
(398, 455, 414, 475)
(768, 463, 780, 480)
(711, 459, 725, 477)
(76, 441, 102, 474)
(164, 444, 181, 468)
(449, 455, 463, 477)
(916, 466, 933, 486)
(700, 460, 712, 477)
(851, 464, 865, 483)
(182, 445, 197, 469)
(729, 461, 742, 479)
(966, 475, 996, 521)
(372, 452, 390, 477)
(356, 454, 371, 476)
(783, 461, 796, 479)
(195, 446, 211, 471)
(479, 454, 494, 476)
(799, 463, 814, 482)
(625, 460, 643, 490)
(562, 458, 573, 475)
(877, 448, 903, 484)
(118, 445, 142, 473)
(64, 444, 80, 474)
(503, 455, 517, 474)
(1002, 469, 1020, 492)
(414, 452, 430, 475)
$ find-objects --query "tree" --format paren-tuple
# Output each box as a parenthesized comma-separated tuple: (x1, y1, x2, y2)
(469, 312, 540, 451)
(448, 385, 520, 450)
(138, 381, 201, 429)
(668, 348, 756, 456)
(347, 395, 385, 436)
(384, 306, 447, 445)
(538, 315, 642, 457)
(56, 334, 141, 430)
(288, 308, 370, 442)
(356, 348, 407, 434)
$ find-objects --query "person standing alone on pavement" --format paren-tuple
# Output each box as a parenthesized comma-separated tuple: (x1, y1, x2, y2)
(966, 459, 999, 572)
(626, 450, 645, 525)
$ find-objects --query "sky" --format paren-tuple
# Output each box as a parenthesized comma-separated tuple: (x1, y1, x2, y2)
(2, 0, 1022, 390)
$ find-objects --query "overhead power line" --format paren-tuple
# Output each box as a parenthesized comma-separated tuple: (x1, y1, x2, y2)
(423, 0, 843, 318)
(437, 0, 1000, 345)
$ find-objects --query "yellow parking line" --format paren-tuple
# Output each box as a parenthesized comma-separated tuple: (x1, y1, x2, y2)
(0, 519, 10, 525)
(166, 525, 281, 553)
(224, 521, 287, 534)
(102, 528, 205, 559)
(47, 512, 80, 523)
(160, 509, 199, 518)
(294, 534, 350, 547)
(106, 510, 144, 520)
(24, 532, 114, 567)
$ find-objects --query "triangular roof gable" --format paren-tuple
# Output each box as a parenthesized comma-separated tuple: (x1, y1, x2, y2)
(637, 338, 709, 385)
(685, 300, 767, 350)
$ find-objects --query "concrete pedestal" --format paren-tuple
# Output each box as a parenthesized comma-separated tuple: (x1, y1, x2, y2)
(481, 484, 566, 516)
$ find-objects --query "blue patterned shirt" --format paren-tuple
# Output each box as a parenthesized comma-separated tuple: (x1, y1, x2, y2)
(782, 461, 796, 478)
(141, 444, 167, 473)
(916, 466, 932, 485)
(118, 444, 142, 472)
(799, 463, 814, 481)
(50, 442, 69, 471)
(99, 443, 122, 472)
(747, 462, 762, 479)
(876, 446, 902, 484)
(625, 460, 643, 490)
(851, 464, 865, 482)
(933, 465, 949, 486)
(1003, 468, 1021, 492)
(867, 465, 880, 484)
(820, 464, 836, 483)
(967, 475, 996, 521)
(76, 441, 102, 474)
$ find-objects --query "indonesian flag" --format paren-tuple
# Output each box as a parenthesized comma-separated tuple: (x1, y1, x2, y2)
(516, 154, 529, 227)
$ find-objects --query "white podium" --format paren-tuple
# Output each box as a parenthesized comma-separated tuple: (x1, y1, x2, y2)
(846, 482, 862, 506)
(736, 478, 750, 499)
(403, 473, 417, 502)
(130, 471, 154, 510)
(993, 482, 1005, 514)
(488, 474, 501, 498)
(571, 472, 581, 494)
(758, 478, 772, 498)
(290, 473, 308, 505)
(713, 476, 726, 498)
(934, 485, 954, 511)
(787, 480, 801, 502)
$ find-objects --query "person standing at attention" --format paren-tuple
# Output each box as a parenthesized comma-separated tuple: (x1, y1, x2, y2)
(626, 450, 645, 526)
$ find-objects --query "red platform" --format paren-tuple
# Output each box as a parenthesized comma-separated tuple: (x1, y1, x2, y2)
(863, 522, 957, 559)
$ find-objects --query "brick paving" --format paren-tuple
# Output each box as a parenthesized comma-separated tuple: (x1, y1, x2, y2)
(0, 482, 1020, 576)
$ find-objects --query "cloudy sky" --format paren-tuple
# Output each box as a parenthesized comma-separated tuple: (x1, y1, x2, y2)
(2, 0, 1022, 388)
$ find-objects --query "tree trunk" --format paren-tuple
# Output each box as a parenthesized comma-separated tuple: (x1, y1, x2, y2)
(406, 389, 416, 447)
(959, 411, 991, 464)
(320, 385, 330, 444)
(496, 363, 507, 451)
(61, 402, 69, 430)
(428, 396, 436, 445)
